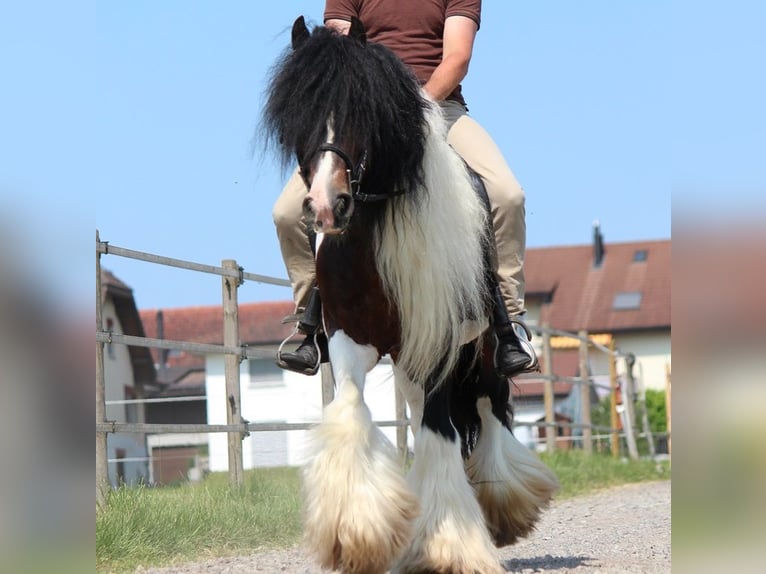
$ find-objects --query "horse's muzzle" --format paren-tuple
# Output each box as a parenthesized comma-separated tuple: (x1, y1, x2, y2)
(303, 192, 353, 234)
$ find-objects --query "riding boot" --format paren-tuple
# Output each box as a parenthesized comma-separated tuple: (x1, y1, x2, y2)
(491, 285, 539, 378)
(276, 287, 329, 375)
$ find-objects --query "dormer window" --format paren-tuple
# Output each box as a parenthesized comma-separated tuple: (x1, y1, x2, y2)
(613, 291, 642, 310)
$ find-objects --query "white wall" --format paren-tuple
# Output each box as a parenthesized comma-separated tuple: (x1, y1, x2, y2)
(206, 356, 404, 471)
(102, 297, 149, 486)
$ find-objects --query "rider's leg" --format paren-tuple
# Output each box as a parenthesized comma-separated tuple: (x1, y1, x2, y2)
(272, 169, 326, 374)
(277, 286, 328, 375)
(273, 169, 316, 310)
(443, 101, 538, 377)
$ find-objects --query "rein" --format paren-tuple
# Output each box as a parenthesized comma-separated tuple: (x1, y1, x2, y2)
(309, 143, 406, 203)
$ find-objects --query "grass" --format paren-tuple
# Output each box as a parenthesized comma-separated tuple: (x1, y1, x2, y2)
(540, 449, 670, 498)
(97, 467, 302, 573)
(97, 452, 670, 573)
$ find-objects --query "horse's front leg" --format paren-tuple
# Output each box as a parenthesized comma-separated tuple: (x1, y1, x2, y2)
(394, 367, 504, 574)
(302, 330, 419, 574)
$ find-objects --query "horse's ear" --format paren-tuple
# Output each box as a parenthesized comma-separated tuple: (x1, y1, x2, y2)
(349, 17, 367, 45)
(292, 16, 310, 49)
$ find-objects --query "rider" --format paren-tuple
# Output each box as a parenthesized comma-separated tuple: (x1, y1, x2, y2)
(272, 0, 538, 378)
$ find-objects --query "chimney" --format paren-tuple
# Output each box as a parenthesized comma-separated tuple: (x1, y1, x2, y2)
(593, 220, 605, 267)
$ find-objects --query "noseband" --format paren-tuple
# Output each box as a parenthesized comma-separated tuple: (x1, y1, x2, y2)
(304, 143, 405, 202)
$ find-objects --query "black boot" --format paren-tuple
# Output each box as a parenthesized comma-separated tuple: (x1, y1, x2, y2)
(491, 285, 539, 378)
(276, 287, 329, 375)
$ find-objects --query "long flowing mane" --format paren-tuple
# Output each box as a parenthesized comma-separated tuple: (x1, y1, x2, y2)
(263, 22, 489, 387)
(263, 24, 430, 201)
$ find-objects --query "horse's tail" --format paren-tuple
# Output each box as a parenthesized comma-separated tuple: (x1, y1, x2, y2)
(375, 100, 489, 390)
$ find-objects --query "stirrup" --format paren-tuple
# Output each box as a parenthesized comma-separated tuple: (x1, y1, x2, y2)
(275, 325, 322, 374)
(508, 316, 533, 340)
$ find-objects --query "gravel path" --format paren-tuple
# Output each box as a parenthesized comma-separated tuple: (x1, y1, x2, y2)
(137, 480, 670, 574)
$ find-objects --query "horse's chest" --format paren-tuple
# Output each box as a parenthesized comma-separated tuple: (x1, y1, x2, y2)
(316, 239, 400, 353)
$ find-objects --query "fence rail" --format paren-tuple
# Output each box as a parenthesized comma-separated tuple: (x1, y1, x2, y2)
(97, 241, 291, 287)
(96, 231, 666, 505)
(97, 419, 409, 434)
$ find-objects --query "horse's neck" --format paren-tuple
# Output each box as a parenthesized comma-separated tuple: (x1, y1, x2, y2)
(316, 227, 400, 353)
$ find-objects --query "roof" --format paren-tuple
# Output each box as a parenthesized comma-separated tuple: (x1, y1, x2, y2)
(140, 301, 295, 347)
(525, 238, 670, 332)
(138, 301, 296, 378)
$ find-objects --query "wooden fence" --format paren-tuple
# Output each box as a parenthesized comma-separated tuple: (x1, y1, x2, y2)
(96, 231, 665, 505)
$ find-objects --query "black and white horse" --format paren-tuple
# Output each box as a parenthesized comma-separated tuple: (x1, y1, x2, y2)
(263, 16, 558, 574)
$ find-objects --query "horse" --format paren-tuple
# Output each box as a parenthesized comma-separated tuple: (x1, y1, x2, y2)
(263, 16, 559, 574)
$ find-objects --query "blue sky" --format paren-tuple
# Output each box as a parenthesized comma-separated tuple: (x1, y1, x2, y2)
(3, 1, 764, 311)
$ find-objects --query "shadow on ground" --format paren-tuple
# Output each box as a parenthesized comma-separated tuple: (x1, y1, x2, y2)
(504, 554, 595, 572)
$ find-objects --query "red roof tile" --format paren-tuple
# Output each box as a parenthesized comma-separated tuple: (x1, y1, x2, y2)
(140, 301, 295, 346)
(526, 239, 670, 332)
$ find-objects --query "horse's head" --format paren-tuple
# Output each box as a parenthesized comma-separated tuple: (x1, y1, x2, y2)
(298, 137, 368, 234)
(264, 16, 430, 234)
(291, 16, 370, 234)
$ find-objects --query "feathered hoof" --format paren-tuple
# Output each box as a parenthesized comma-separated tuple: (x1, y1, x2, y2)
(392, 427, 505, 574)
(467, 398, 559, 547)
(302, 388, 419, 574)
(471, 474, 557, 547)
(392, 531, 506, 574)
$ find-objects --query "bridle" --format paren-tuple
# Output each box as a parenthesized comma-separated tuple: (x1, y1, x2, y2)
(301, 143, 405, 203)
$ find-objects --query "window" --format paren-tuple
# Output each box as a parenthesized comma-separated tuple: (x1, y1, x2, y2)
(633, 249, 648, 262)
(613, 291, 642, 311)
(248, 358, 284, 387)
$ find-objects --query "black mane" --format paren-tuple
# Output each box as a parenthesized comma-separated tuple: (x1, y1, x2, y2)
(263, 22, 431, 200)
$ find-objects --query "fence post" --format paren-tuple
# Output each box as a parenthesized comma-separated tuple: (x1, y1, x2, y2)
(222, 260, 244, 487)
(541, 324, 556, 452)
(638, 382, 656, 458)
(608, 338, 620, 458)
(622, 354, 640, 460)
(665, 363, 672, 465)
(578, 330, 593, 454)
(96, 230, 110, 506)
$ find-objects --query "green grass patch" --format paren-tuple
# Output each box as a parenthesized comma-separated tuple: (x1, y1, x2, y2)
(541, 450, 670, 499)
(97, 452, 669, 573)
(97, 467, 302, 573)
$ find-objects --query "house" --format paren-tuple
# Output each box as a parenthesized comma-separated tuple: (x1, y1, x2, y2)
(510, 224, 671, 447)
(136, 228, 670, 465)
(140, 302, 401, 473)
(100, 270, 157, 486)
(525, 223, 671, 391)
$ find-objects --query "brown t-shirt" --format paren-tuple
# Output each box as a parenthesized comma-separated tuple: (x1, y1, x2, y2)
(324, 0, 481, 105)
